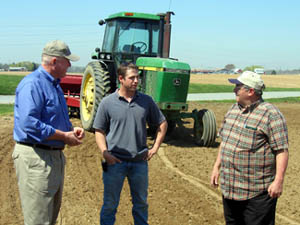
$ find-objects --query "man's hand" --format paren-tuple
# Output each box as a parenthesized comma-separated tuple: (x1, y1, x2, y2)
(268, 149, 288, 198)
(268, 179, 283, 198)
(145, 148, 157, 161)
(210, 147, 222, 188)
(73, 127, 85, 140)
(103, 151, 121, 165)
(48, 128, 84, 146)
(64, 131, 83, 146)
(210, 166, 220, 188)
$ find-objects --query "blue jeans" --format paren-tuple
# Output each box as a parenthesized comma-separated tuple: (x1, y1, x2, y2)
(100, 160, 148, 225)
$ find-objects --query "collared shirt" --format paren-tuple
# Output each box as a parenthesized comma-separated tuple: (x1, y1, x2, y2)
(219, 99, 288, 200)
(13, 66, 72, 147)
(93, 90, 165, 161)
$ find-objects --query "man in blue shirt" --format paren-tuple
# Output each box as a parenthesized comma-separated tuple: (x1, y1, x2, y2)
(12, 40, 85, 225)
(93, 63, 167, 225)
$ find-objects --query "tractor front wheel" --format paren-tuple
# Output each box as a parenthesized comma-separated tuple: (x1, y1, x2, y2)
(80, 62, 110, 131)
(193, 109, 217, 147)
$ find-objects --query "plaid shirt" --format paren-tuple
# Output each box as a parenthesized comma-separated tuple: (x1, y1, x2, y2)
(219, 100, 288, 200)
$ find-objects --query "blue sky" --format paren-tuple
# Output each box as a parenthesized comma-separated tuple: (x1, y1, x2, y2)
(1, 0, 299, 70)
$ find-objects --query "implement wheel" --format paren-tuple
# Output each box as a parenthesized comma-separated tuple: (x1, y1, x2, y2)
(193, 109, 217, 147)
(80, 62, 110, 131)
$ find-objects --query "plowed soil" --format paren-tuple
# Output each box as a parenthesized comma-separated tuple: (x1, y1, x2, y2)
(1, 100, 300, 225)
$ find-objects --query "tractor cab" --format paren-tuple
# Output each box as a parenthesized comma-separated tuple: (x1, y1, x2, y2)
(101, 13, 160, 59)
(91, 12, 172, 75)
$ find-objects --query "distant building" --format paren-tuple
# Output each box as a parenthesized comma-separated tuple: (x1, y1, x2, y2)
(8, 67, 27, 71)
(254, 68, 265, 75)
(233, 68, 243, 74)
(191, 69, 215, 74)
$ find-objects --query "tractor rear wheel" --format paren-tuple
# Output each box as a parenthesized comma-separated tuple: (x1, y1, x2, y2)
(80, 62, 110, 131)
(194, 109, 217, 147)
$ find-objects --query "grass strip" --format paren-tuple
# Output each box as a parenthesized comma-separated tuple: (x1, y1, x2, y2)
(190, 97, 300, 104)
(188, 83, 300, 93)
(1, 97, 299, 115)
(0, 75, 25, 95)
(1, 75, 300, 95)
(0, 104, 14, 115)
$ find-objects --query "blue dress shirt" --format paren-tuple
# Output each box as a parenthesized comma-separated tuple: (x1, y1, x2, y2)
(13, 66, 72, 147)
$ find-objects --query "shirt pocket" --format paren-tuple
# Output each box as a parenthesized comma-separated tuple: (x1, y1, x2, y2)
(237, 126, 259, 150)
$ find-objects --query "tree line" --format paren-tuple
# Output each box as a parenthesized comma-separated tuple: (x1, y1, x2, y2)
(0, 61, 85, 73)
(224, 64, 300, 75)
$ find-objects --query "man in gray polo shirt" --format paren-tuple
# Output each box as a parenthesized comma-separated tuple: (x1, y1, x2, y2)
(93, 62, 167, 225)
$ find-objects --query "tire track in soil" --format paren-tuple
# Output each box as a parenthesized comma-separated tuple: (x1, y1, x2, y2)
(158, 146, 300, 225)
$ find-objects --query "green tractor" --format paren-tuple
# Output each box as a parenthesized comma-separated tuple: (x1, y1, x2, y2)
(79, 11, 217, 146)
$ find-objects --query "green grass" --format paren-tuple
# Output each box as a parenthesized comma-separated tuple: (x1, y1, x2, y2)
(0, 96, 299, 115)
(1, 74, 300, 95)
(0, 104, 14, 115)
(192, 97, 300, 104)
(0, 75, 25, 95)
(188, 83, 300, 93)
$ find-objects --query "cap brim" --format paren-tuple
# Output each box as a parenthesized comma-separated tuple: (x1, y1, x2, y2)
(228, 78, 243, 85)
(65, 54, 80, 62)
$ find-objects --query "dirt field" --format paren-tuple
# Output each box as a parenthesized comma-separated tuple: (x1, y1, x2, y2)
(190, 73, 300, 88)
(1, 100, 300, 225)
(1, 73, 300, 224)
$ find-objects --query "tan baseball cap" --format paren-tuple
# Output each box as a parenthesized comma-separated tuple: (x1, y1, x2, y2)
(228, 71, 264, 90)
(42, 40, 80, 62)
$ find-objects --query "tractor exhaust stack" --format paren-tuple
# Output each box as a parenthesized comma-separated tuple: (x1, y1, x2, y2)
(158, 11, 174, 58)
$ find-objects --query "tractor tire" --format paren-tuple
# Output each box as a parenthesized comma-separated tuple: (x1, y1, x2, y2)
(194, 109, 217, 147)
(80, 62, 110, 131)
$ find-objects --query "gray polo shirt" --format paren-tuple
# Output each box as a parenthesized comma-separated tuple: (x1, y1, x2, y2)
(93, 90, 165, 161)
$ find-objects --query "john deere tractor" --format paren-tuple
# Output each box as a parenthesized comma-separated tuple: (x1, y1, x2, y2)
(79, 11, 217, 146)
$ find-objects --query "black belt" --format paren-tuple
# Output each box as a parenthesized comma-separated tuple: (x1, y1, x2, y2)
(17, 142, 64, 151)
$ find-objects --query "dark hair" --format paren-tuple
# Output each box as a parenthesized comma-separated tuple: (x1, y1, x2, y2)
(117, 62, 138, 78)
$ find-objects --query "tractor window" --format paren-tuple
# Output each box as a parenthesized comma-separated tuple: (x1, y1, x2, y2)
(102, 21, 116, 52)
(151, 24, 159, 54)
(117, 20, 159, 55)
(118, 21, 149, 54)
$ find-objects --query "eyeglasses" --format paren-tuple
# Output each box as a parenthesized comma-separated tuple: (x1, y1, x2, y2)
(235, 84, 251, 92)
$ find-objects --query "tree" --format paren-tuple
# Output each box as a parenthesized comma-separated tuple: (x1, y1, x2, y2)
(0, 63, 10, 70)
(9, 61, 38, 71)
(243, 65, 264, 72)
(225, 64, 235, 70)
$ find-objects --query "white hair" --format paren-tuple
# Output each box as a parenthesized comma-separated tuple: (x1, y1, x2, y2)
(41, 54, 55, 65)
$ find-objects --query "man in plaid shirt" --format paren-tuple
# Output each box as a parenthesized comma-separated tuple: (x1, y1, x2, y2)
(210, 71, 289, 225)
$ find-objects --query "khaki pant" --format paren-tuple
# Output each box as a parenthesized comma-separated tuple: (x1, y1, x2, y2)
(12, 143, 65, 225)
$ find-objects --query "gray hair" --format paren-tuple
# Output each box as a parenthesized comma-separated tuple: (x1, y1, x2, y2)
(243, 84, 265, 96)
(41, 54, 55, 65)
